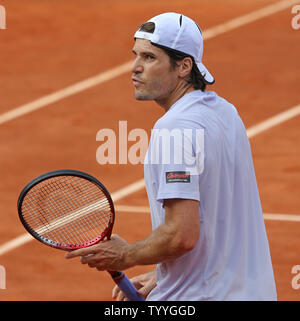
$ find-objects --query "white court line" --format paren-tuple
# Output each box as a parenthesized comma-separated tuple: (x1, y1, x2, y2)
(115, 205, 150, 213)
(0, 0, 298, 126)
(246, 104, 300, 138)
(0, 61, 133, 125)
(0, 0, 299, 256)
(116, 205, 300, 223)
(263, 213, 300, 222)
(0, 234, 34, 257)
(202, 0, 299, 39)
(111, 179, 145, 203)
(116, 205, 300, 222)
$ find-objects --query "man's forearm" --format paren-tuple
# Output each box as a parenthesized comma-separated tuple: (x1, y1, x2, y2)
(124, 222, 190, 268)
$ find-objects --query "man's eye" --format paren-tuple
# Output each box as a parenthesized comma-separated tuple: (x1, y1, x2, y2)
(146, 55, 155, 60)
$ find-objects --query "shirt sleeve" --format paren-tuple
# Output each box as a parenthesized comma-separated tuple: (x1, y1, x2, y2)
(148, 116, 204, 203)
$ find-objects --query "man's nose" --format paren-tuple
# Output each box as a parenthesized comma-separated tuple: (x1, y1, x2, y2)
(131, 57, 143, 74)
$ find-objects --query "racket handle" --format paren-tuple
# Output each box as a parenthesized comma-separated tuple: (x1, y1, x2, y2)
(109, 271, 145, 301)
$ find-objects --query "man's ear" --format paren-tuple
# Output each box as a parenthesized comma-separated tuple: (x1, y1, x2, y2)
(178, 57, 193, 79)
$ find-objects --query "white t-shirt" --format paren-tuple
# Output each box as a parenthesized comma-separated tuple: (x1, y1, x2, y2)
(144, 90, 277, 301)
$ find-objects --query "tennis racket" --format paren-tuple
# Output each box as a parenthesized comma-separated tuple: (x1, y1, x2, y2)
(17, 169, 145, 301)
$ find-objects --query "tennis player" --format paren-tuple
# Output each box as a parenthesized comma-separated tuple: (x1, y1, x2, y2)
(66, 13, 277, 301)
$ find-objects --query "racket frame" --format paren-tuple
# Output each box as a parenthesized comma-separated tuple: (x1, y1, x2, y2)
(17, 169, 115, 250)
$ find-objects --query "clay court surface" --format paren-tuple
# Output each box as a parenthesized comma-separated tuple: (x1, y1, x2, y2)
(0, 0, 299, 300)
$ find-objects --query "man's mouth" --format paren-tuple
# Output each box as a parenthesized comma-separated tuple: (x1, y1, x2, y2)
(132, 77, 144, 87)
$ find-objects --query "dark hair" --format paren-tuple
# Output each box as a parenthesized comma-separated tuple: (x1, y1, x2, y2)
(138, 22, 207, 91)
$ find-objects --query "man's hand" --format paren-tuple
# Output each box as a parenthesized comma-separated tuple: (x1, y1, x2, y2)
(65, 234, 133, 271)
(112, 271, 156, 301)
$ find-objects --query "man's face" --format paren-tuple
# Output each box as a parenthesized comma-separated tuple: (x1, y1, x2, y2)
(131, 39, 179, 102)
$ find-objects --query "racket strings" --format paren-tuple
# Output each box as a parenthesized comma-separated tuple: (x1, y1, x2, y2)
(21, 175, 113, 246)
(24, 177, 106, 223)
(24, 185, 111, 243)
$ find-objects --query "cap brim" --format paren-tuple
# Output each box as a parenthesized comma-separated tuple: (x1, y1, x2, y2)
(197, 62, 215, 85)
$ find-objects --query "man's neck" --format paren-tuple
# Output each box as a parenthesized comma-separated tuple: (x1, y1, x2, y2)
(155, 82, 195, 112)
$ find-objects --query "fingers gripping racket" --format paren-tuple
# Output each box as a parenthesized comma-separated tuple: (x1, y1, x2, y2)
(17, 169, 144, 301)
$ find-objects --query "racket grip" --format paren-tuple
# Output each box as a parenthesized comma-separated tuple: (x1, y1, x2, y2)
(110, 271, 145, 301)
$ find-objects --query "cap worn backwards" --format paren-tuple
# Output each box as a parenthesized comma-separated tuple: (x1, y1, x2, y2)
(134, 12, 215, 85)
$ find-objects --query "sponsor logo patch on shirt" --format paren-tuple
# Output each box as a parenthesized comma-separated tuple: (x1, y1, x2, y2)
(166, 171, 190, 183)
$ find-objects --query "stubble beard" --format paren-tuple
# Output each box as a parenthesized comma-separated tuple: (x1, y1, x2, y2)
(134, 79, 165, 101)
(134, 90, 154, 101)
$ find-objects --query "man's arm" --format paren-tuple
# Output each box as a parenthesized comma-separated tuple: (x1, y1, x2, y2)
(125, 198, 200, 266)
(65, 198, 200, 271)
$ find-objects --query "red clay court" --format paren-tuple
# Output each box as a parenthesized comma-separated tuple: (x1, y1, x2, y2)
(0, 0, 299, 300)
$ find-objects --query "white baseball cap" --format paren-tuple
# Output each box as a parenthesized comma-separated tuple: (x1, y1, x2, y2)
(134, 12, 215, 85)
